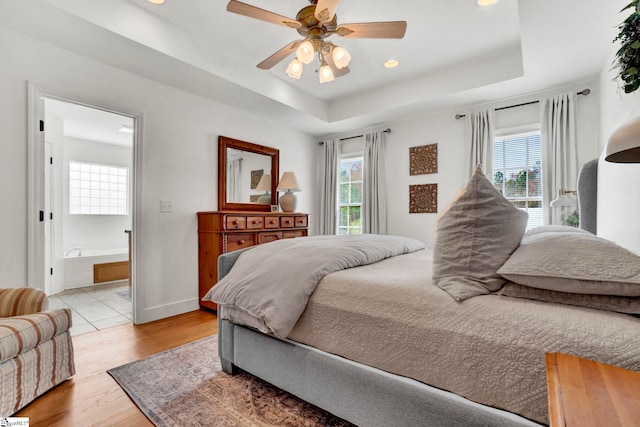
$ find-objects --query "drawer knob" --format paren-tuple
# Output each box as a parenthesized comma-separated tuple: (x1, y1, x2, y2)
(252, 220, 259, 224)
(269, 220, 275, 224)
(238, 240, 245, 245)
(232, 221, 238, 226)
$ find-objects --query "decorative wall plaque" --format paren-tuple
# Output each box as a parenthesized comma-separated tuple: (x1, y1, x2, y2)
(250, 169, 264, 189)
(409, 184, 438, 214)
(409, 144, 438, 175)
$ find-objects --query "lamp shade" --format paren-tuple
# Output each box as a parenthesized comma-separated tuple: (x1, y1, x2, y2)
(550, 189, 576, 208)
(276, 171, 301, 192)
(318, 61, 335, 83)
(286, 58, 302, 79)
(332, 46, 351, 69)
(255, 174, 271, 192)
(296, 40, 315, 64)
(606, 116, 640, 163)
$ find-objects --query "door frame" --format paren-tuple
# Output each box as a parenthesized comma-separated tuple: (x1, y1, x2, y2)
(27, 83, 142, 323)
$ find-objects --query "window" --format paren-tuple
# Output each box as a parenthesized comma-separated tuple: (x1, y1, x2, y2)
(338, 156, 363, 234)
(69, 161, 129, 215)
(493, 131, 542, 230)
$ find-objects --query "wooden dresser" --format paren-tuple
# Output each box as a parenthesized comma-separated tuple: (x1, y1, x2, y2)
(197, 211, 309, 311)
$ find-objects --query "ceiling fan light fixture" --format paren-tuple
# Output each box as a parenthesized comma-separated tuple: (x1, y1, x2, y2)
(332, 46, 351, 69)
(296, 40, 315, 64)
(147, 0, 166, 4)
(286, 58, 303, 79)
(318, 61, 335, 83)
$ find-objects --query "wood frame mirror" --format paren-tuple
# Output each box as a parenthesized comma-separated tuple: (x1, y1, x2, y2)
(218, 136, 279, 212)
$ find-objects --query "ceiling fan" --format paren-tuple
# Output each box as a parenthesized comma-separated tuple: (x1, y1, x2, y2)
(226, 0, 407, 83)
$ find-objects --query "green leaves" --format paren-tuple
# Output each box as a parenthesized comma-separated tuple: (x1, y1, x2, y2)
(614, 3, 640, 94)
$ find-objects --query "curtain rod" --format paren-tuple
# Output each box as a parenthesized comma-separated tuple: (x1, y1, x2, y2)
(454, 88, 591, 120)
(318, 128, 391, 145)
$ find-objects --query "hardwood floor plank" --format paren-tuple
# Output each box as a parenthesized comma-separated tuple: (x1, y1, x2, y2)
(15, 310, 218, 426)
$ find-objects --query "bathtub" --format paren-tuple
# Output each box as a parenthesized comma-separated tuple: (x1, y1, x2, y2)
(64, 248, 129, 288)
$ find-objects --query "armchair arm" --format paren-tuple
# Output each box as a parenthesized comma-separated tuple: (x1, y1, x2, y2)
(0, 288, 48, 317)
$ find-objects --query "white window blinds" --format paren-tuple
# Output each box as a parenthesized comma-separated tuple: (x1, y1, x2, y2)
(493, 131, 543, 230)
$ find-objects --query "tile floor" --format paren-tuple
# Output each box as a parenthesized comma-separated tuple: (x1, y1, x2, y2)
(50, 281, 132, 336)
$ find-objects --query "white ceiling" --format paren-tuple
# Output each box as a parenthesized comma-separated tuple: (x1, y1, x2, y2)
(45, 98, 134, 147)
(0, 0, 625, 136)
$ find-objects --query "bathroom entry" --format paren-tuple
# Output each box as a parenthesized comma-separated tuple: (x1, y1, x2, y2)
(41, 97, 135, 329)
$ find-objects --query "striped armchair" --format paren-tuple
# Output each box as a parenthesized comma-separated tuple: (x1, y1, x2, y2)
(0, 288, 75, 416)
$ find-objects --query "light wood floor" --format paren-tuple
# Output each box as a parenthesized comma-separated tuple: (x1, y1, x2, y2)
(15, 310, 218, 426)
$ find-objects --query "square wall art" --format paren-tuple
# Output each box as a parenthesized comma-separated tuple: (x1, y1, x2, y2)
(250, 169, 264, 189)
(409, 184, 438, 214)
(409, 144, 438, 175)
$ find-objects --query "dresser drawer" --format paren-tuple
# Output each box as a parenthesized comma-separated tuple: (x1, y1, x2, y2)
(294, 216, 308, 228)
(283, 230, 306, 239)
(226, 216, 246, 230)
(280, 216, 294, 228)
(226, 233, 255, 251)
(258, 231, 283, 244)
(247, 216, 264, 229)
(264, 217, 280, 229)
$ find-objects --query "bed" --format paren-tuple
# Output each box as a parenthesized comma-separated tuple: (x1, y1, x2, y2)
(206, 167, 640, 427)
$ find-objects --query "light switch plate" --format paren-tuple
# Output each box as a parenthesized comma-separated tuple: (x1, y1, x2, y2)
(160, 200, 173, 212)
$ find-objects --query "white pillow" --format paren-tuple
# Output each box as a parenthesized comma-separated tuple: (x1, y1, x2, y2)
(433, 166, 529, 301)
(498, 231, 640, 296)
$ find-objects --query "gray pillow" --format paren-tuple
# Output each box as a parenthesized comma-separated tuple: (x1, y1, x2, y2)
(497, 231, 640, 296)
(433, 165, 529, 301)
(499, 282, 640, 315)
(523, 225, 591, 238)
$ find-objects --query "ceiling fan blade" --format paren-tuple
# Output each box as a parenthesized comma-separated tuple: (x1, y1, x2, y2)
(335, 21, 407, 39)
(324, 51, 350, 77)
(314, 0, 340, 23)
(227, 0, 301, 29)
(257, 41, 302, 70)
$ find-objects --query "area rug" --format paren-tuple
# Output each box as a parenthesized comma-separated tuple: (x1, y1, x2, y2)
(107, 335, 354, 427)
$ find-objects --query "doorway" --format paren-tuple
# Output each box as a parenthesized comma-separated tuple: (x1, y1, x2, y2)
(29, 90, 137, 332)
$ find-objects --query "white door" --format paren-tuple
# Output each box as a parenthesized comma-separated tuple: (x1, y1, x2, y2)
(44, 141, 53, 295)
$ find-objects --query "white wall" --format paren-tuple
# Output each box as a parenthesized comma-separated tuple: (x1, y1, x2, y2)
(62, 137, 133, 252)
(0, 26, 316, 322)
(596, 49, 640, 254)
(384, 112, 466, 247)
(380, 82, 600, 248)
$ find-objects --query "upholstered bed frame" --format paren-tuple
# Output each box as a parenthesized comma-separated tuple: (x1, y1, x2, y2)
(214, 157, 637, 426)
(216, 249, 540, 427)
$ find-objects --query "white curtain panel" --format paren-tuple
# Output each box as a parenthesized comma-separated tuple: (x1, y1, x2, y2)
(319, 139, 340, 235)
(541, 93, 578, 225)
(363, 131, 387, 234)
(227, 159, 242, 202)
(466, 109, 495, 178)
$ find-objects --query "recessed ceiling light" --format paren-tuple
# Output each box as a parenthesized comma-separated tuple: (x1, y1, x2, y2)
(477, 0, 500, 6)
(384, 59, 399, 69)
(147, 0, 166, 4)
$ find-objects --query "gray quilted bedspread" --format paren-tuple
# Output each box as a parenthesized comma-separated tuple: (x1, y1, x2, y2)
(287, 250, 640, 424)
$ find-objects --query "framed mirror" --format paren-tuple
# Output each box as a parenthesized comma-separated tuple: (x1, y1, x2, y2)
(218, 136, 279, 212)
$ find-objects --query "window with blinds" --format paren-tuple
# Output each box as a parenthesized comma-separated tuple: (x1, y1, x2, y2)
(338, 156, 363, 234)
(493, 131, 543, 230)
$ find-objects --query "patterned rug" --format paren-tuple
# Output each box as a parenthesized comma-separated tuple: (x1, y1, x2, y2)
(107, 335, 354, 426)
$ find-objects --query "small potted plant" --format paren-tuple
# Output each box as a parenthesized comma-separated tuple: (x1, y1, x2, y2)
(614, 1, 640, 93)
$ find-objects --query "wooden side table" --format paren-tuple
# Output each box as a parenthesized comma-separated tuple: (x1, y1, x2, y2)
(546, 352, 640, 426)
